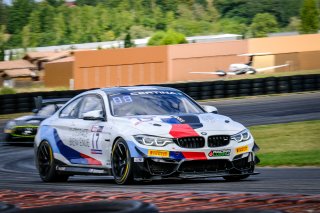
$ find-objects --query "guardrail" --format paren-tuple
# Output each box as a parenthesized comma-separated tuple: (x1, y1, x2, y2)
(0, 74, 319, 115)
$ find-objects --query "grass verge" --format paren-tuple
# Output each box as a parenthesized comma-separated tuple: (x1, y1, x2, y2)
(249, 120, 320, 167)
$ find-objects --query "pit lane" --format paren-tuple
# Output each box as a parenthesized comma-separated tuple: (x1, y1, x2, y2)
(0, 92, 319, 212)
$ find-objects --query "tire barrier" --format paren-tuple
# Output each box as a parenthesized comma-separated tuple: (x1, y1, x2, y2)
(6, 201, 158, 213)
(0, 74, 319, 115)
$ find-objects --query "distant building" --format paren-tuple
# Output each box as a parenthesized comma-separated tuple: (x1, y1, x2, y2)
(0, 60, 37, 87)
(4, 34, 242, 60)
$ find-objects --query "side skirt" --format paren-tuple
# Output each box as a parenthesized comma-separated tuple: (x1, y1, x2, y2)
(56, 165, 112, 176)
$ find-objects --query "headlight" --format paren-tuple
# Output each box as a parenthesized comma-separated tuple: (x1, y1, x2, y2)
(5, 120, 16, 130)
(134, 135, 174, 147)
(231, 129, 251, 143)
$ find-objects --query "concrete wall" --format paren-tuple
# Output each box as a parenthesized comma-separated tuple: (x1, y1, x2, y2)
(252, 55, 277, 73)
(248, 34, 320, 54)
(298, 51, 320, 71)
(73, 46, 168, 89)
(167, 40, 248, 82)
(249, 34, 320, 72)
(44, 60, 73, 88)
(43, 34, 320, 89)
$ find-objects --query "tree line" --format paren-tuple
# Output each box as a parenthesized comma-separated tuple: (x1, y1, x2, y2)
(0, 0, 319, 56)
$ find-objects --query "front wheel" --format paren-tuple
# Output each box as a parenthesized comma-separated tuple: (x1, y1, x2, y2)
(37, 141, 69, 182)
(111, 138, 134, 185)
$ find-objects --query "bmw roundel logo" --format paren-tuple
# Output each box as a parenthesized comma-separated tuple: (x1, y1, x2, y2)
(201, 132, 207, 135)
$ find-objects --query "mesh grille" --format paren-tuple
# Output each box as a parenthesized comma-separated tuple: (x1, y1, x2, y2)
(178, 160, 232, 173)
(13, 127, 37, 136)
(175, 137, 205, 148)
(208, 135, 230, 147)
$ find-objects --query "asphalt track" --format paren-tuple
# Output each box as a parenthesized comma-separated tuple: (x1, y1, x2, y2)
(0, 92, 319, 209)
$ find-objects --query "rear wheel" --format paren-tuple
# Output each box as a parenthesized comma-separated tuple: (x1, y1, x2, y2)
(37, 141, 69, 182)
(4, 134, 13, 142)
(111, 138, 133, 184)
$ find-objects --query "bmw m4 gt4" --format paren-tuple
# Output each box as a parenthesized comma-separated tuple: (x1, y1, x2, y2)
(35, 86, 259, 184)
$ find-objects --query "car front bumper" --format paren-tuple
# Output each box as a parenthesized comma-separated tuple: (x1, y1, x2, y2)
(132, 152, 258, 180)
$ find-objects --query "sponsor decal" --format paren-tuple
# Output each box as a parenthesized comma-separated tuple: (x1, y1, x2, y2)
(208, 149, 231, 157)
(91, 149, 103, 155)
(130, 91, 182, 96)
(148, 150, 169, 158)
(236, 145, 249, 154)
(22, 128, 33, 135)
(112, 96, 133, 105)
(134, 157, 144, 162)
(201, 132, 207, 135)
(91, 125, 104, 132)
(175, 116, 185, 123)
(130, 117, 155, 126)
(54, 129, 102, 165)
(161, 117, 181, 124)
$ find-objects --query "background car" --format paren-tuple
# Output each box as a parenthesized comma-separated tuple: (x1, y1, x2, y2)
(3, 97, 69, 142)
(34, 86, 259, 184)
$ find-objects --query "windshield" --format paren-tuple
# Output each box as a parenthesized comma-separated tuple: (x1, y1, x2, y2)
(108, 90, 204, 117)
(37, 104, 64, 116)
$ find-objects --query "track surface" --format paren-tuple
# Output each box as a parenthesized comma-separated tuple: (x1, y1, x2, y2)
(0, 145, 319, 195)
(0, 92, 319, 212)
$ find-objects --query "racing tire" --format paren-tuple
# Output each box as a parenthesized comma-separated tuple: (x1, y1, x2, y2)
(4, 134, 13, 142)
(37, 141, 69, 182)
(223, 174, 250, 182)
(111, 138, 134, 185)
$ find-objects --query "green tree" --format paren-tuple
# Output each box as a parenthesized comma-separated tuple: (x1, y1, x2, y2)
(68, 7, 83, 43)
(218, 18, 248, 36)
(0, 47, 4, 61)
(7, 0, 35, 34)
(21, 25, 31, 49)
(249, 13, 279, 38)
(215, 0, 303, 27)
(52, 13, 66, 44)
(124, 32, 135, 48)
(0, 0, 8, 26)
(45, 0, 64, 7)
(0, 25, 7, 61)
(148, 30, 187, 46)
(286, 17, 301, 31)
(129, 25, 153, 39)
(299, 0, 319, 34)
(0, 25, 7, 47)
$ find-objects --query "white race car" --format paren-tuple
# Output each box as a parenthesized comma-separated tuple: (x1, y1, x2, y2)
(34, 86, 259, 184)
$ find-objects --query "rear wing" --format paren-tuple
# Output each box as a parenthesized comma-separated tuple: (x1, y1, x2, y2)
(33, 96, 70, 112)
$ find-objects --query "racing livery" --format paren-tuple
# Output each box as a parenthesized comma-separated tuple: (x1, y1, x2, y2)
(4, 98, 69, 142)
(34, 86, 259, 184)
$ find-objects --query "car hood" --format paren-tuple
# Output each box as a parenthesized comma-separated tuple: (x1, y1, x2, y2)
(113, 113, 245, 138)
(12, 115, 48, 126)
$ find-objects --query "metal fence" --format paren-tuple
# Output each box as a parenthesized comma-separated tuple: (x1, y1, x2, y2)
(0, 74, 319, 115)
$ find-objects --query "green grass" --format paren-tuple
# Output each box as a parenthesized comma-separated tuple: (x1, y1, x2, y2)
(249, 120, 320, 167)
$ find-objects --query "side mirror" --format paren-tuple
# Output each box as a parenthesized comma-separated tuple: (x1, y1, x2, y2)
(202, 105, 218, 114)
(83, 110, 105, 121)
